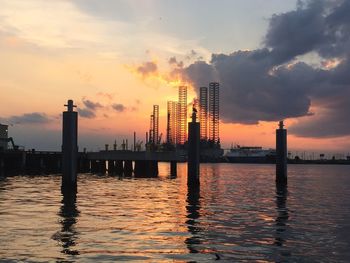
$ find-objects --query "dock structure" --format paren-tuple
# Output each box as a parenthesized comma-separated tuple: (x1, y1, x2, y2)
(0, 98, 185, 179)
(86, 150, 184, 177)
(0, 150, 184, 177)
(276, 121, 287, 185)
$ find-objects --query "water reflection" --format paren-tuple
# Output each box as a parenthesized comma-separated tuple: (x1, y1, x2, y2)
(185, 185, 201, 254)
(56, 192, 80, 256)
(274, 184, 289, 247)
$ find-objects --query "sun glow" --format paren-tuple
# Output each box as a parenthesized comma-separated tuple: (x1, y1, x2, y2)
(321, 58, 343, 70)
(127, 62, 194, 91)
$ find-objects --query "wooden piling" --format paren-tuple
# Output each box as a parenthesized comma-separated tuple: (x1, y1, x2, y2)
(170, 161, 177, 177)
(187, 111, 200, 186)
(124, 160, 133, 176)
(62, 100, 78, 193)
(276, 121, 287, 185)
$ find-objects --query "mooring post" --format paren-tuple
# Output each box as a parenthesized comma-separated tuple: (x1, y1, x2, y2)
(170, 161, 177, 177)
(124, 160, 133, 176)
(150, 160, 158, 177)
(276, 121, 287, 185)
(57, 159, 61, 172)
(20, 151, 26, 175)
(40, 157, 45, 174)
(115, 160, 124, 175)
(134, 160, 144, 177)
(62, 99, 78, 193)
(98, 160, 106, 174)
(108, 160, 115, 174)
(92, 160, 99, 173)
(0, 156, 4, 177)
(187, 109, 200, 186)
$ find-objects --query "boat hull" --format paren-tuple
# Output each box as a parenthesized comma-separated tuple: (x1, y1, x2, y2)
(225, 155, 276, 164)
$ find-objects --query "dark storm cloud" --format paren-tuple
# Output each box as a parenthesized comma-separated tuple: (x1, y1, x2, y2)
(137, 61, 158, 76)
(78, 108, 96, 119)
(181, 0, 350, 137)
(168, 56, 184, 68)
(265, 0, 350, 61)
(183, 51, 312, 124)
(183, 60, 218, 87)
(2, 112, 51, 124)
(82, 99, 103, 110)
(112, 103, 126, 112)
(265, 0, 327, 64)
(78, 98, 103, 119)
(290, 91, 350, 138)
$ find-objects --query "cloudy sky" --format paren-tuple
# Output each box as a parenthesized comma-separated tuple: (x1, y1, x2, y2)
(1, 0, 350, 153)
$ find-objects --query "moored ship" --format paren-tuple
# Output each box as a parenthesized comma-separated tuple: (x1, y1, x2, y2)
(224, 145, 276, 163)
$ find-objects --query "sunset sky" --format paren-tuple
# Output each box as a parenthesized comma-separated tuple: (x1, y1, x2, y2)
(1, 0, 350, 153)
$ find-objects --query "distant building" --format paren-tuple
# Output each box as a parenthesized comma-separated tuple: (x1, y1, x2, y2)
(177, 86, 187, 145)
(199, 87, 208, 140)
(209, 82, 220, 143)
(0, 124, 8, 150)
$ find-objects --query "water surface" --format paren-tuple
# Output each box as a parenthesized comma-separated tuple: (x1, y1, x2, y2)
(0, 163, 350, 262)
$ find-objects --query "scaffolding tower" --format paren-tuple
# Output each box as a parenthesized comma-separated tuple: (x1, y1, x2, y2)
(177, 86, 187, 145)
(166, 101, 177, 145)
(209, 82, 219, 143)
(152, 105, 159, 144)
(149, 114, 154, 144)
(199, 87, 208, 140)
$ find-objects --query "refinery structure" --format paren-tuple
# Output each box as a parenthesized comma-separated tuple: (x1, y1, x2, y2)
(199, 82, 220, 144)
(164, 86, 188, 146)
(208, 82, 220, 143)
(143, 83, 223, 158)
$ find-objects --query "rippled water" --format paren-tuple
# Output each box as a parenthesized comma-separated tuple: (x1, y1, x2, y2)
(1, 163, 350, 262)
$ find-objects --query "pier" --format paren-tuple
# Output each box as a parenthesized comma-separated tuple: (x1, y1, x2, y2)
(86, 150, 185, 177)
(0, 150, 185, 177)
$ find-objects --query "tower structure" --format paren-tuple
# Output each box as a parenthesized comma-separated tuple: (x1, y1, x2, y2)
(209, 82, 219, 143)
(177, 86, 187, 145)
(149, 105, 159, 145)
(167, 101, 177, 145)
(199, 87, 208, 140)
(153, 105, 159, 144)
(149, 114, 154, 144)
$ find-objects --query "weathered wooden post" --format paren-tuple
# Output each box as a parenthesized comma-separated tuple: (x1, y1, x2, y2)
(20, 151, 26, 175)
(149, 160, 158, 177)
(98, 160, 106, 174)
(108, 160, 115, 174)
(170, 161, 177, 177)
(39, 156, 45, 174)
(62, 100, 78, 193)
(124, 160, 133, 176)
(276, 121, 287, 185)
(115, 160, 124, 175)
(0, 156, 4, 177)
(187, 109, 200, 186)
